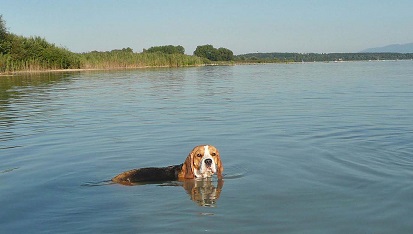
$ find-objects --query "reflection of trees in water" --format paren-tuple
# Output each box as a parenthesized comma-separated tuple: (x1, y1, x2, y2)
(0, 72, 73, 146)
(0, 72, 72, 105)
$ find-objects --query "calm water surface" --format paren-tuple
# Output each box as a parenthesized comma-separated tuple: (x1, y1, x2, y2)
(1, 61, 413, 233)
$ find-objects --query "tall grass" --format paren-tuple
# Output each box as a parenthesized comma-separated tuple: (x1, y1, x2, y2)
(1, 49, 209, 74)
(78, 51, 208, 70)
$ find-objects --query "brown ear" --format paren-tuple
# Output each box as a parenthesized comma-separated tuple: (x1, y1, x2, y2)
(216, 150, 224, 179)
(183, 152, 194, 179)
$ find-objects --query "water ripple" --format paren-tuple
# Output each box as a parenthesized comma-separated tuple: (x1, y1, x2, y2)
(1, 63, 413, 233)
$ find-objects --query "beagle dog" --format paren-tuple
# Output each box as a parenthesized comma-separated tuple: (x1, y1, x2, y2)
(112, 145, 223, 185)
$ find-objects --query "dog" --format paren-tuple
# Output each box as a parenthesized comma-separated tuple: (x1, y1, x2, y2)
(112, 145, 223, 185)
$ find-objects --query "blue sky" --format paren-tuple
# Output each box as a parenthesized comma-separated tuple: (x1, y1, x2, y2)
(1, 0, 412, 54)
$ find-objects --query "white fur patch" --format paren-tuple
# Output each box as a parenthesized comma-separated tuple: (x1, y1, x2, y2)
(194, 145, 217, 178)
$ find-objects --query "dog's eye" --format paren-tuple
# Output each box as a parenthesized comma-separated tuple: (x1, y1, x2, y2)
(196, 153, 202, 157)
(211, 153, 216, 156)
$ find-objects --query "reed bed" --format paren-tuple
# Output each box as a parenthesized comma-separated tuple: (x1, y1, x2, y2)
(1, 51, 208, 74)
(78, 51, 207, 70)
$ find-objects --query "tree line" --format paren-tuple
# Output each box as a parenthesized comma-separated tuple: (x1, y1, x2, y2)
(1, 16, 80, 71)
(3, 14, 413, 73)
(142, 44, 234, 61)
(143, 45, 185, 54)
(0, 15, 234, 73)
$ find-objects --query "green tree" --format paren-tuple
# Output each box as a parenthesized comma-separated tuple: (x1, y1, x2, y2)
(111, 47, 133, 53)
(145, 45, 185, 54)
(1, 15, 9, 54)
(217, 47, 234, 61)
(193, 44, 234, 61)
(193, 44, 218, 61)
(0, 15, 7, 40)
(122, 47, 133, 53)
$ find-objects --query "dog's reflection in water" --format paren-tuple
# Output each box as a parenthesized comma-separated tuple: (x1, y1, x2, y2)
(182, 178, 224, 207)
(145, 178, 224, 207)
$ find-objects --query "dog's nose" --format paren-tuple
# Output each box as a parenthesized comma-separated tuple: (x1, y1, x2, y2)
(204, 159, 212, 165)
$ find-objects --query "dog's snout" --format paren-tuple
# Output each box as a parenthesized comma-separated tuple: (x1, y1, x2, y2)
(204, 159, 212, 165)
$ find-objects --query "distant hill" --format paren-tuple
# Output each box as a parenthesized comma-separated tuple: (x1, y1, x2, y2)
(360, 43, 413, 53)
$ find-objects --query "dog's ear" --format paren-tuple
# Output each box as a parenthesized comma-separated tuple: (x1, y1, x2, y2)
(183, 151, 195, 179)
(215, 150, 224, 179)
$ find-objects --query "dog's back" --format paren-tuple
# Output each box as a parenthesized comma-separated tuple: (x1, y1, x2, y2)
(112, 164, 183, 185)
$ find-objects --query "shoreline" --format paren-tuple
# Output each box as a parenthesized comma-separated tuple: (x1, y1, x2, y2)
(0, 62, 239, 76)
(1, 68, 111, 76)
(1, 59, 410, 77)
(0, 64, 210, 76)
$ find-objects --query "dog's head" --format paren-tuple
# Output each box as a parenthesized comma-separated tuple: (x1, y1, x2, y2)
(181, 145, 223, 179)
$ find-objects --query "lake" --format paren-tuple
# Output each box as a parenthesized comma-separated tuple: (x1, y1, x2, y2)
(1, 61, 413, 233)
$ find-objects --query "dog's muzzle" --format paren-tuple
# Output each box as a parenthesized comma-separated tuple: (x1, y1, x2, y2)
(204, 159, 213, 167)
